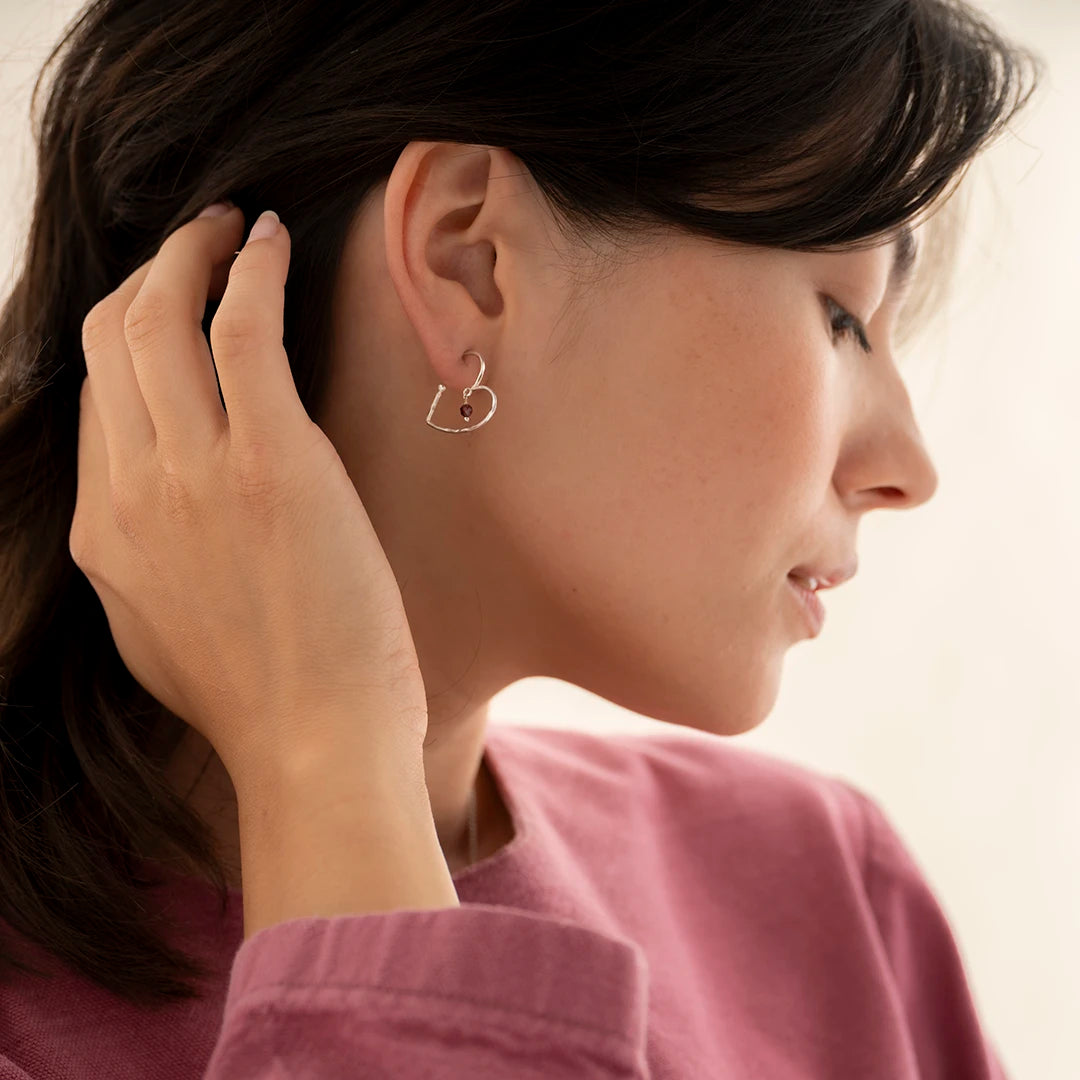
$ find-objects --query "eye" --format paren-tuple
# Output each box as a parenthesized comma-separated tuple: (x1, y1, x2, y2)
(824, 296, 872, 355)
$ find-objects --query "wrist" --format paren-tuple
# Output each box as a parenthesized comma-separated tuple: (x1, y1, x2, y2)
(231, 730, 429, 815)
(233, 742, 458, 939)
(223, 699, 429, 799)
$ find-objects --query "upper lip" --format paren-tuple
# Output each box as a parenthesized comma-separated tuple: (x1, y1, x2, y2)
(788, 557, 859, 590)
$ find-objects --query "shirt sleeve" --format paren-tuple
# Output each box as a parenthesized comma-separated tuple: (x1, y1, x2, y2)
(202, 903, 651, 1079)
(839, 780, 1013, 1080)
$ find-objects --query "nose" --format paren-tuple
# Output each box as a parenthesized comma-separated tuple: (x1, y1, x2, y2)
(838, 372, 939, 512)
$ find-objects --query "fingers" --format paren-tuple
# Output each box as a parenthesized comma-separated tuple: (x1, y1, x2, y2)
(79, 205, 244, 465)
(209, 210, 303, 448)
(79, 202, 300, 475)
(80, 259, 157, 467)
(122, 205, 247, 454)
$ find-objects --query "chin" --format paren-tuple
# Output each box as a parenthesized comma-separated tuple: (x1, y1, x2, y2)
(638, 663, 785, 740)
(678, 652, 781, 738)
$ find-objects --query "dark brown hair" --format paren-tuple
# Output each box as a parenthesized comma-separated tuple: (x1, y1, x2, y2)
(0, 0, 1039, 1008)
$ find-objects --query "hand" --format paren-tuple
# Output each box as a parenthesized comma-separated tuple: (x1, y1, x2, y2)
(71, 204, 430, 788)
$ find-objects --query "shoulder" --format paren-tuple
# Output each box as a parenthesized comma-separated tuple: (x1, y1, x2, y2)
(487, 722, 878, 871)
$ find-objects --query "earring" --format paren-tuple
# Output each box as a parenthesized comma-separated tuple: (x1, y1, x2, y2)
(425, 350, 498, 434)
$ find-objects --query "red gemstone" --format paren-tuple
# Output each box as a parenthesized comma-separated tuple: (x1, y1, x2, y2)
(460, 403, 473, 419)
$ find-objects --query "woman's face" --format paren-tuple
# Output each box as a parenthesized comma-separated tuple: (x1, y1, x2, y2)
(322, 142, 938, 740)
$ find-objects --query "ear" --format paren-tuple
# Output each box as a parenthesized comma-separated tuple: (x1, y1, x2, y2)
(383, 141, 521, 393)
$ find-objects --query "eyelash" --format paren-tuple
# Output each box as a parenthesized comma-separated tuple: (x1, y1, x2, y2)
(825, 296, 872, 355)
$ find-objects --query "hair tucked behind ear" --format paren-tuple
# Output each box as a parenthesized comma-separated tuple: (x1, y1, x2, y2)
(0, 0, 1040, 1008)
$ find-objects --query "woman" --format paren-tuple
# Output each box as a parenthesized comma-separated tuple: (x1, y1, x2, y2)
(0, 0, 1039, 1076)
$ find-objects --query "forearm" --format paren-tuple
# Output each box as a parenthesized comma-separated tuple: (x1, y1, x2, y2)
(234, 742, 460, 941)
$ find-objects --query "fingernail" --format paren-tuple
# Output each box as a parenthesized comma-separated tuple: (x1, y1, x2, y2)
(247, 210, 280, 243)
(197, 201, 233, 219)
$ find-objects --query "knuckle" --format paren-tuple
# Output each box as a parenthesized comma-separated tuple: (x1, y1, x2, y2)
(107, 477, 142, 542)
(68, 513, 93, 568)
(231, 243, 277, 279)
(210, 307, 261, 351)
(156, 465, 199, 525)
(123, 290, 172, 348)
(81, 299, 118, 354)
(228, 441, 287, 514)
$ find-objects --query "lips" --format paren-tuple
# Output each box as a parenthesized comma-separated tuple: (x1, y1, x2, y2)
(788, 558, 858, 590)
(787, 573, 826, 635)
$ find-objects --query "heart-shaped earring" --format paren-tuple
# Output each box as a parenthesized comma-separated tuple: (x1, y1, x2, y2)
(425, 350, 498, 434)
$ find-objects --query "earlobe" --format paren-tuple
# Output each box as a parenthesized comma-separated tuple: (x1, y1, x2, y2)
(383, 141, 507, 392)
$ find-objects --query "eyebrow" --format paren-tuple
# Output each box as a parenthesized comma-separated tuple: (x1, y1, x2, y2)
(888, 224, 918, 296)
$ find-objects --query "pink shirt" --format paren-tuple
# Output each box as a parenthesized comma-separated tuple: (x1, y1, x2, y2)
(0, 724, 1009, 1078)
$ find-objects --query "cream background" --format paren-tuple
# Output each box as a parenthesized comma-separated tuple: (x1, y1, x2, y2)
(2, 2, 1076, 1078)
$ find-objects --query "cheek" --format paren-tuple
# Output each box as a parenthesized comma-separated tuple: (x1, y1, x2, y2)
(502, 257, 832, 568)
(583, 278, 830, 541)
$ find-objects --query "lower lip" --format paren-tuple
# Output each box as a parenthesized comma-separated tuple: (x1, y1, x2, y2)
(787, 575, 826, 636)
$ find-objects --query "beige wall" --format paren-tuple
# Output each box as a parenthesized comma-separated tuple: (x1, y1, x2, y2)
(2, 2, 1075, 1078)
